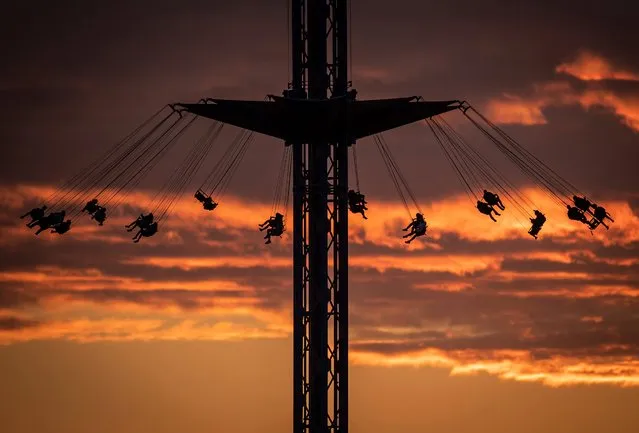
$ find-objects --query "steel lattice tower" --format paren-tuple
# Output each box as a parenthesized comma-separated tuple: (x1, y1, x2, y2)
(290, 2, 349, 433)
(176, 2, 459, 433)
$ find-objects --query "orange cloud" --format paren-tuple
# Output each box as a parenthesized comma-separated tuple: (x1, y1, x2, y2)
(486, 84, 639, 132)
(7, 184, 639, 247)
(556, 51, 639, 82)
(484, 97, 547, 125)
(0, 317, 288, 345)
(578, 89, 639, 131)
(0, 266, 254, 293)
(3, 182, 639, 389)
(4, 309, 639, 387)
(351, 348, 639, 387)
(485, 52, 639, 131)
(125, 256, 291, 271)
(502, 286, 639, 299)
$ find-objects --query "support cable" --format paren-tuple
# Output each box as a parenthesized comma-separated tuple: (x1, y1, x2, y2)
(47, 106, 169, 209)
(351, 144, 361, 191)
(471, 107, 581, 197)
(429, 118, 532, 230)
(426, 120, 477, 203)
(53, 108, 177, 212)
(86, 114, 182, 204)
(200, 129, 249, 195)
(151, 121, 223, 219)
(373, 134, 412, 218)
(272, 145, 291, 215)
(100, 116, 197, 210)
(436, 118, 535, 221)
(462, 111, 567, 207)
(209, 130, 254, 200)
(376, 133, 422, 214)
(439, 117, 537, 212)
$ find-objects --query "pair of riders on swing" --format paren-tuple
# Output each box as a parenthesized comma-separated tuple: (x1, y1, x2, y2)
(21, 197, 108, 236)
(350, 188, 427, 243)
(476, 189, 504, 222)
(82, 198, 107, 225)
(259, 213, 284, 244)
(86, 198, 157, 242)
(125, 213, 158, 242)
(567, 195, 613, 230)
(21, 206, 71, 235)
(474, 190, 548, 239)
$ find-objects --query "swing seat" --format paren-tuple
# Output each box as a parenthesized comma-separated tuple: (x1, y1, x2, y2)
(194, 190, 208, 202)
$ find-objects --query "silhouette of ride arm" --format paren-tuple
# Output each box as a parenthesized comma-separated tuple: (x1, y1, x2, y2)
(174, 97, 461, 143)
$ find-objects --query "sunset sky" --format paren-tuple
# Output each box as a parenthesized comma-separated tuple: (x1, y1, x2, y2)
(2, 1, 639, 433)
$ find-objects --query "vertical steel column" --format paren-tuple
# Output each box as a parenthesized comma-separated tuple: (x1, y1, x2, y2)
(291, 1, 310, 433)
(331, 2, 349, 433)
(307, 2, 329, 433)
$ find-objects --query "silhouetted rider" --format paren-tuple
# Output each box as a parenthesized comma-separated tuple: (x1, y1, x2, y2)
(573, 195, 594, 213)
(92, 206, 107, 225)
(51, 220, 72, 235)
(347, 189, 368, 219)
(82, 199, 100, 214)
(402, 213, 427, 244)
(126, 213, 154, 232)
(195, 189, 218, 211)
(260, 213, 285, 244)
(477, 201, 500, 222)
(47, 211, 66, 227)
(132, 222, 158, 243)
(591, 204, 613, 230)
(483, 190, 505, 211)
(32, 216, 53, 235)
(528, 210, 546, 239)
(567, 205, 590, 225)
(21, 206, 47, 226)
